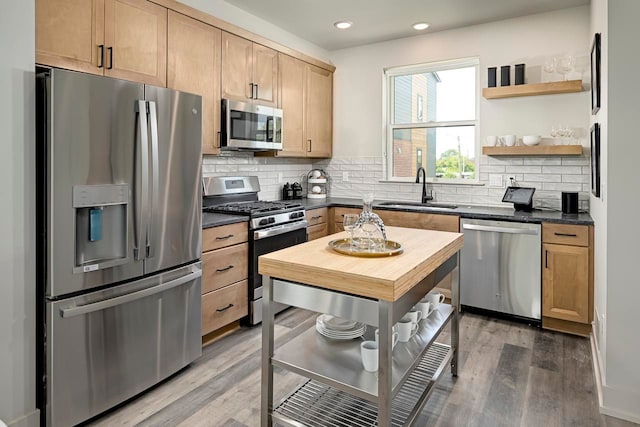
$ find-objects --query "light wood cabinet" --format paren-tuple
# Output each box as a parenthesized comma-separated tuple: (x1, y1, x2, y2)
(221, 32, 278, 107)
(167, 11, 221, 155)
(277, 54, 306, 157)
(36, 0, 167, 86)
(36, 0, 105, 75)
(306, 207, 328, 241)
(542, 223, 593, 336)
(305, 64, 333, 158)
(201, 222, 249, 338)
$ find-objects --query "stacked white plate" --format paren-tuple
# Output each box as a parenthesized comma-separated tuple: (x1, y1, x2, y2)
(315, 314, 366, 340)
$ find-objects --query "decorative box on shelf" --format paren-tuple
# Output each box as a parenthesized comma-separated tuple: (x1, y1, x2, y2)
(306, 169, 329, 199)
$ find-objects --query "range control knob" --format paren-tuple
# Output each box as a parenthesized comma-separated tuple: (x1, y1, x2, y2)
(268, 217, 276, 224)
(259, 218, 269, 226)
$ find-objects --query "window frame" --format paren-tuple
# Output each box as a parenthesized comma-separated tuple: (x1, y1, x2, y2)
(382, 57, 480, 184)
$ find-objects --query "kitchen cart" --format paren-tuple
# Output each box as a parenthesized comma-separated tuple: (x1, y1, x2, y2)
(259, 226, 463, 426)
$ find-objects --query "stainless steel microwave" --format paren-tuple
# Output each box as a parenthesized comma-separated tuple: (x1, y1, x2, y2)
(221, 99, 283, 151)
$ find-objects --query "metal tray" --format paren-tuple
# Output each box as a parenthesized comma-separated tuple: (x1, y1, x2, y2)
(328, 238, 403, 257)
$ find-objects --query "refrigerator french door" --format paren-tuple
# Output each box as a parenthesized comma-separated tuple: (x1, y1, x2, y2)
(37, 68, 203, 427)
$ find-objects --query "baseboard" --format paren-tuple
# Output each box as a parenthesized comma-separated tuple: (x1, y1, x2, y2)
(6, 409, 40, 427)
(590, 325, 640, 424)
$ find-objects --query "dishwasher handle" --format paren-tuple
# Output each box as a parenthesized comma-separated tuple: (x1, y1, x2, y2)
(462, 223, 539, 235)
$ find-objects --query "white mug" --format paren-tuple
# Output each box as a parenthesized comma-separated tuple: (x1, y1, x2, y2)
(414, 300, 433, 319)
(360, 340, 379, 372)
(397, 319, 418, 342)
(502, 134, 516, 146)
(375, 328, 400, 349)
(426, 292, 445, 310)
(402, 309, 423, 324)
(486, 135, 498, 146)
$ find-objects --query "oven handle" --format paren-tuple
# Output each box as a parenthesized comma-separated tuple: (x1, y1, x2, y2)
(254, 220, 308, 240)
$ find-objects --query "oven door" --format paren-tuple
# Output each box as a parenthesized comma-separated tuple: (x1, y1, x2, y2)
(250, 220, 307, 324)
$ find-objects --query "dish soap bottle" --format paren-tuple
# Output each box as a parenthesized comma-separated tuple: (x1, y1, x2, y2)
(354, 193, 387, 251)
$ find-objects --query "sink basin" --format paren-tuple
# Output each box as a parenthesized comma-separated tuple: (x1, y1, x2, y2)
(377, 201, 458, 210)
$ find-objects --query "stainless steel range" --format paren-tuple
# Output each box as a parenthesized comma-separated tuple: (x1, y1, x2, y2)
(203, 176, 308, 324)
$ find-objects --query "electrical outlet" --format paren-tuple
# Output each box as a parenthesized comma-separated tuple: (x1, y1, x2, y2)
(489, 174, 503, 187)
(343, 171, 349, 182)
(278, 172, 283, 183)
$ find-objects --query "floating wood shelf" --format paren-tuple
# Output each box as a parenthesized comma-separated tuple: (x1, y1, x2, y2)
(482, 145, 583, 156)
(482, 80, 583, 99)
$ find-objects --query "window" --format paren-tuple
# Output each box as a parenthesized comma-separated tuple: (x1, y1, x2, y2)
(384, 58, 478, 182)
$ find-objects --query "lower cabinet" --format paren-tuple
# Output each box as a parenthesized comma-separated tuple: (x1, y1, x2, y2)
(542, 223, 593, 336)
(201, 222, 249, 340)
(306, 207, 328, 240)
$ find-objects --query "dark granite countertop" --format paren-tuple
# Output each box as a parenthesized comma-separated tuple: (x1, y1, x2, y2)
(202, 197, 593, 228)
(202, 212, 248, 229)
(295, 197, 594, 226)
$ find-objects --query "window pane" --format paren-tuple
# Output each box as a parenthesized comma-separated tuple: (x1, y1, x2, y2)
(391, 67, 476, 124)
(391, 126, 476, 179)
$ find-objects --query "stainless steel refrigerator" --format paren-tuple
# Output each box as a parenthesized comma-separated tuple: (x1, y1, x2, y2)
(36, 68, 203, 427)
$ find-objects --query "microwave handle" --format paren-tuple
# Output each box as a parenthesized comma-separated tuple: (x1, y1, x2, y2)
(266, 116, 274, 142)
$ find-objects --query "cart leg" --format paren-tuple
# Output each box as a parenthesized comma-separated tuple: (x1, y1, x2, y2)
(451, 253, 460, 377)
(378, 300, 393, 426)
(261, 275, 274, 427)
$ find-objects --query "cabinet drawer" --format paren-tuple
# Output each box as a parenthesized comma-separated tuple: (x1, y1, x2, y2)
(202, 280, 248, 335)
(202, 243, 248, 294)
(306, 207, 328, 226)
(374, 210, 459, 232)
(543, 223, 589, 246)
(307, 223, 328, 241)
(333, 207, 361, 223)
(202, 222, 248, 252)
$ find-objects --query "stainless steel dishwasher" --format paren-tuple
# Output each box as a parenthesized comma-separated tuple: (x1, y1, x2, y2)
(460, 218, 541, 321)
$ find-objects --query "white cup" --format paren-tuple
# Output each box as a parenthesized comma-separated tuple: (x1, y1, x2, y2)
(502, 134, 516, 146)
(375, 328, 400, 349)
(414, 300, 433, 319)
(426, 292, 446, 310)
(397, 319, 418, 342)
(486, 135, 498, 146)
(402, 309, 423, 324)
(360, 340, 379, 372)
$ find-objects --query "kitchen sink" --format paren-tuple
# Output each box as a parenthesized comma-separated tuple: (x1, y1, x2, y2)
(376, 201, 458, 210)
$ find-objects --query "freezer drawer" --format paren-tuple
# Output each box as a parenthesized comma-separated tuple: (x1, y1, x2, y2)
(46, 263, 202, 427)
(460, 219, 541, 320)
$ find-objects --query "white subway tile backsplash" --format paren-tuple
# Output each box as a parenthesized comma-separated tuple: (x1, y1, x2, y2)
(524, 174, 561, 182)
(523, 157, 562, 166)
(542, 166, 583, 174)
(561, 157, 590, 166)
(562, 174, 589, 183)
(506, 165, 542, 174)
(482, 165, 507, 173)
(542, 182, 583, 192)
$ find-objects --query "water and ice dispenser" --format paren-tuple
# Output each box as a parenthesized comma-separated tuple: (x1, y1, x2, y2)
(73, 184, 129, 273)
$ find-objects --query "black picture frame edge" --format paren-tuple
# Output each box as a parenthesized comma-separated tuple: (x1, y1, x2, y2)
(591, 32, 601, 115)
(590, 123, 601, 198)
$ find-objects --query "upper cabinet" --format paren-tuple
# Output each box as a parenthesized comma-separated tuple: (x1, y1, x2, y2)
(305, 64, 333, 158)
(167, 11, 221, 155)
(36, 0, 167, 86)
(221, 32, 278, 107)
(275, 54, 333, 158)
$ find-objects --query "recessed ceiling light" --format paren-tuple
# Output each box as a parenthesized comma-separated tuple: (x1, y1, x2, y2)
(413, 22, 430, 31)
(334, 21, 353, 30)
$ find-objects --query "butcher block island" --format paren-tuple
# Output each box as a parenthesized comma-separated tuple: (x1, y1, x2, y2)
(259, 226, 464, 427)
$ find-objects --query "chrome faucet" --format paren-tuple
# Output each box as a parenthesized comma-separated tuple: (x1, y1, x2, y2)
(415, 166, 433, 204)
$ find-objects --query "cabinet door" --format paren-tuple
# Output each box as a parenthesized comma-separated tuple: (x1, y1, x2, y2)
(221, 32, 253, 102)
(104, 0, 167, 86)
(36, 0, 105, 75)
(305, 64, 333, 158)
(278, 54, 306, 156)
(543, 243, 589, 323)
(253, 44, 278, 107)
(168, 11, 221, 155)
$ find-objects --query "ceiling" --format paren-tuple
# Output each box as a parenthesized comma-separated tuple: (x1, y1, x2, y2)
(225, 0, 589, 51)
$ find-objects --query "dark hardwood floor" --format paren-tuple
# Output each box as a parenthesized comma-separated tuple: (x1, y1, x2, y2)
(88, 309, 636, 427)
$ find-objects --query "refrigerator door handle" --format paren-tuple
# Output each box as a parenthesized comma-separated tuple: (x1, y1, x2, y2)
(60, 269, 202, 318)
(147, 101, 160, 258)
(135, 100, 150, 261)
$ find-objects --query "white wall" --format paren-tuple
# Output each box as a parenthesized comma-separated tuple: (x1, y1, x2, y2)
(0, 2, 38, 427)
(179, 0, 331, 63)
(591, 0, 640, 422)
(326, 7, 591, 210)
